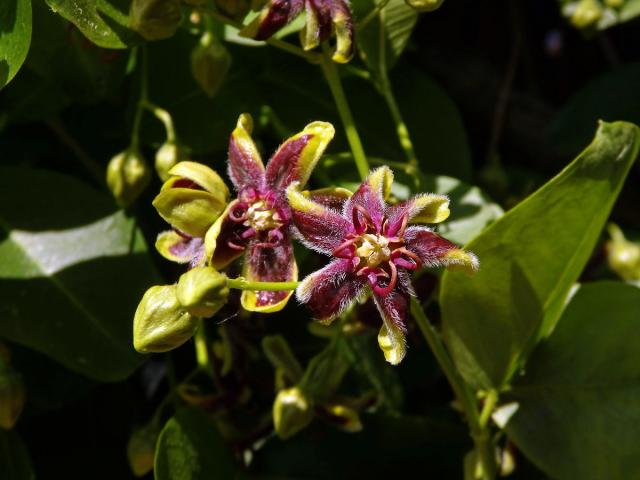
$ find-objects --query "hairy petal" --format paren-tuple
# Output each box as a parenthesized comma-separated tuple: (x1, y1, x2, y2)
(306, 186, 352, 210)
(165, 161, 230, 200)
(227, 114, 266, 191)
(155, 230, 204, 266)
(287, 182, 352, 255)
(240, 0, 304, 40)
(266, 121, 335, 192)
(241, 235, 298, 313)
(330, 0, 355, 63)
(205, 200, 249, 270)
(385, 193, 450, 235)
(343, 166, 393, 231)
(296, 259, 367, 324)
(404, 226, 479, 274)
(301, 0, 332, 51)
(373, 276, 412, 365)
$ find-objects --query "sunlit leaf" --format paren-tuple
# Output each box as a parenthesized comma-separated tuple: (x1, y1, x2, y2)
(0, 0, 32, 89)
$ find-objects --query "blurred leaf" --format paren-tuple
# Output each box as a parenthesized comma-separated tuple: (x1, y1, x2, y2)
(0, 0, 32, 90)
(0, 429, 35, 480)
(44, 0, 137, 49)
(619, 0, 640, 21)
(155, 407, 236, 480)
(550, 63, 640, 156)
(504, 281, 640, 480)
(0, 167, 158, 381)
(440, 121, 640, 389)
(356, 0, 418, 73)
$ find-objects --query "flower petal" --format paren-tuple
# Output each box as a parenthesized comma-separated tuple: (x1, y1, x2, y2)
(227, 114, 266, 191)
(205, 200, 249, 270)
(287, 182, 352, 255)
(152, 188, 227, 237)
(301, 0, 332, 51)
(343, 166, 393, 231)
(240, 235, 298, 313)
(306, 186, 352, 210)
(265, 121, 335, 192)
(330, 0, 355, 63)
(296, 258, 367, 324)
(373, 280, 411, 365)
(239, 0, 304, 40)
(404, 226, 479, 274)
(166, 161, 230, 200)
(385, 193, 450, 236)
(155, 230, 205, 265)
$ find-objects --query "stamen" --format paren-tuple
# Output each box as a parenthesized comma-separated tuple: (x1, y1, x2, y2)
(241, 227, 257, 239)
(229, 203, 248, 222)
(392, 247, 422, 268)
(352, 205, 375, 234)
(227, 240, 246, 250)
(373, 261, 398, 296)
(332, 236, 359, 258)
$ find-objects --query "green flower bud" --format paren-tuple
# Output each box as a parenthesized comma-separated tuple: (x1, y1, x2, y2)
(606, 224, 640, 282)
(569, 0, 602, 28)
(106, 148, 151, 208)
(130, 0, 183, 41)
(214, 0, 251, 20)
(191, 32, 232, 98)
(155, 141, 187, 182)
(0, 364, 25, 430)
(273, 387, 315, 439)
(176, 266, 229, 317)
(404, 0, 444, 12)
(127, 423, 159, 477)
(133, 285, 198, 353)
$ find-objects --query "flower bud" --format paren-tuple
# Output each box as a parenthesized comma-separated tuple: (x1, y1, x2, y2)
(155, 141, 186, 182)
(568, 0, 602, 28)
(0, 364, 25, 430)
(606, 224, 640, 282)
(191, 32, 232, 98)
(127, 423, 159, 477)
(404, 0, 444, 12)
(176, 266, 229, 317)
(273, 387, 314, 439)
(106, 148, 151, 208)
(130, 0, 182, 41)
(133, 285, 198, 353)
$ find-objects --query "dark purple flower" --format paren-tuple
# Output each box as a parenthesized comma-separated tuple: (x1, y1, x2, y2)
(205, 114, 335, 312)
(287, 166, 479, 364)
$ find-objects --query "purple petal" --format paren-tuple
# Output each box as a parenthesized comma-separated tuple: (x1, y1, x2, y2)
(228, 114, 266, 191)
(329, 0, 355, 63)
(343, 168, 390, 232)
(307, 187, 351, 210)
(207, 201, 251, 270)
(296, 258, 366, 323)
(253, 0, 304, 40)
(373, 278, 411, 365)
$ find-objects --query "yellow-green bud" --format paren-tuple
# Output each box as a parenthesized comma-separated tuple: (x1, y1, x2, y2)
(106, 148, 151, 208)
(214, 0, 251, 20)
(130, 0, 182, 41)
(191, 32, 232, 98)
(273, 387, 314, 439)
(133, 285, 198, 353)
(0, 364, 25, 430)
(606, 224, 640, 282)
(155, 141, 186, 182)
(570, 0, 602, 28)
(127, 423, 159, 477)
(404, 0, 444, 12)
(176, 266, 229, 317)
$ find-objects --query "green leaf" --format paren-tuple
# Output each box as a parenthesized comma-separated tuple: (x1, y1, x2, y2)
(44, 0, 137, 49)
(0, 0, 32, 89)
(440, 121, 640, 389)
(504, 281, 640, 480)
(155, 407, 236, 480)
(619, 0, 640, 22)
(0, 167, 158, 381)
(0, 429, 35, 480)
(356, 0, 418, 73)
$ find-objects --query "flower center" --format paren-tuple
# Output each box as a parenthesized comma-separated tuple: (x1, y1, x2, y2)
(355, 234, 391, 268)
(244, 200, 283, 232)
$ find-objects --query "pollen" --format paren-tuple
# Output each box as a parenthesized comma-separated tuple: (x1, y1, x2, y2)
(355, 234, 392, 268)
(244, 200, 283, 231)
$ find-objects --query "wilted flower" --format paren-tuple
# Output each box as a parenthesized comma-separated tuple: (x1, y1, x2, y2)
(205, 113, 335, 312)
(240, 0, 355, 63)
(287, 166, 478, 365)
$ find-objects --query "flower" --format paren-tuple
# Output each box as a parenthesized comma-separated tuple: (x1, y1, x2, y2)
(205, 113, 335, 313)
(153, 161, 230, 268)
(286, 166, 478, 365)
(240, 0, 355, 63)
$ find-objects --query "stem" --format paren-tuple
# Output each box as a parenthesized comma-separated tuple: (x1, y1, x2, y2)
(319, 47, 370, 180)
(410, 297, 497, 480)
(131, 46, 149, 150)
(226, 277, 300, 291)
(194, 322, 213, 376)
(144, 101, 176, 142)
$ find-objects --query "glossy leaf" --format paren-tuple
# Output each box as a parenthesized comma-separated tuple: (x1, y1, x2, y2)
(0, 168, 158, 381)
(0, 429, 35, 480)
(440, 121, 640, 389)
(504, 281, 640, 480)
(155, 407, 236, 480)
(0, 0, 32, 89)
(44, 0, 137, 49)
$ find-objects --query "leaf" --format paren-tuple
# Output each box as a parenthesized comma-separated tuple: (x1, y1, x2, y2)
(44, 0, 137, 49)
(356, 0, 418, 73)
(504, 281, 640, 480)
(440, 121, 640, 389)
(619, 0, 640, 22)
(0, 167, 158, 381)
(0, 430, 35, 480)
(155, 407, 236, 480)
(0, 0, 32, 89)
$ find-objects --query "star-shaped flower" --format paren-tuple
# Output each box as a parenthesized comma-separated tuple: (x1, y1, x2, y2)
(286, 166, 479, 364)
(205, 114, 335, 313)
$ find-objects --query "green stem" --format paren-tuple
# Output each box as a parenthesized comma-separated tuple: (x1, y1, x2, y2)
(226, 277, 300, 291)
(410, 297, 497, 480)
(478, 389, 499, 428)
(144, 101, 176, 142)
(379, 73, 418, 168)
(131, 46, 149, 150)
(319, 47, 370, 180)
(194, 322, 213, 376)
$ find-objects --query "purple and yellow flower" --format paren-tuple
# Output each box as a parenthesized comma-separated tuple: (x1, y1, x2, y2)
(240, 0, 355, 63)
(205, 114, 335, 313)
(287, 166, 478, 365)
